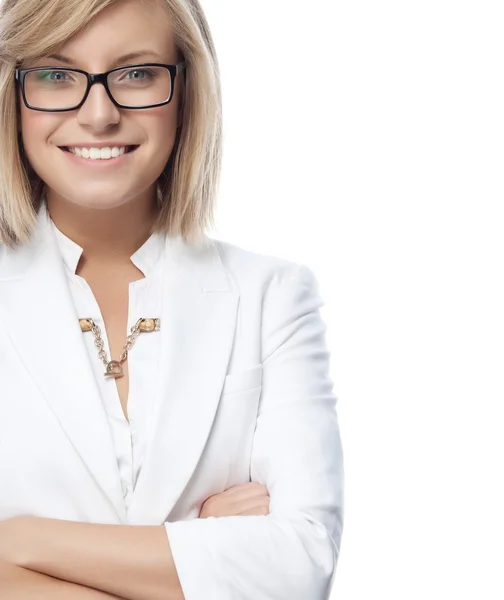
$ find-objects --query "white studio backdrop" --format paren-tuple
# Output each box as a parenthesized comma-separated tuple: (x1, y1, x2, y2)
(202, 1, 504, 599)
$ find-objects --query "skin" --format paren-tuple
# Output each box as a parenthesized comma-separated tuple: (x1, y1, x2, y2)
(0, 558, 127, 599)
(18, 0, 184, 271)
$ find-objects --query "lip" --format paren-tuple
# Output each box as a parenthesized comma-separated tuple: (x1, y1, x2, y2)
(59, 145, 139, 167)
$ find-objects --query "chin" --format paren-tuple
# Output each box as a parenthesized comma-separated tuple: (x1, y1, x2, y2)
(53, 189, 138, 212)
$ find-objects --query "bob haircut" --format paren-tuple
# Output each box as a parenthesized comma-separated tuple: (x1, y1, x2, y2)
(0, 0, 222, 248)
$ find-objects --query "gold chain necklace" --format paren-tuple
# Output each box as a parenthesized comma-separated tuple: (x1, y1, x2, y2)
(79, 317, 160, 379)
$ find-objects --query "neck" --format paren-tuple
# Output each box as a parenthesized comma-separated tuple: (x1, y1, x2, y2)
(45, 191, 160, 269)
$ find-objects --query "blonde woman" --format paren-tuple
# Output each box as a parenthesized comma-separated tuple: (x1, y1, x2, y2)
(0, 0, 344, 598)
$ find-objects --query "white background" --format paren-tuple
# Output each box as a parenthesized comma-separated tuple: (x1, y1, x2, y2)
(201, 2, 503, 599)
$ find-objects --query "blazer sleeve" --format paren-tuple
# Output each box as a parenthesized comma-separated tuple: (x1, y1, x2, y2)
(164, 262, 345, 600)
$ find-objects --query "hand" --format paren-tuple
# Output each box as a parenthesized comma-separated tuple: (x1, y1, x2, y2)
(199, 482, 270, 518)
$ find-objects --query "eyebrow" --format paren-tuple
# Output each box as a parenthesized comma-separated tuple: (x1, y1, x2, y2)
(44, 50, 164, 66)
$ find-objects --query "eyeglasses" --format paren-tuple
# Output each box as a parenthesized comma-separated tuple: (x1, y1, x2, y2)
(14, 61, 187, 111)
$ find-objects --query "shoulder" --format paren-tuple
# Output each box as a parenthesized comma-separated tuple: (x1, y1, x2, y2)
(208, 237, 320, 297)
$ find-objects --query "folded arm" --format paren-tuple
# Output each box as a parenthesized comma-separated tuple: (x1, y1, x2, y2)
(0, 558, 129, 600)
(1, 518, 183, 600)
(164, 263, 345, 599)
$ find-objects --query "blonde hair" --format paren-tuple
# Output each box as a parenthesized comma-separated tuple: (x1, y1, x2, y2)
(0, 0, 222, 248)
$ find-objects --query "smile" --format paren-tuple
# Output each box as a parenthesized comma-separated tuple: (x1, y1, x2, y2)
(59, 145, 139, 160)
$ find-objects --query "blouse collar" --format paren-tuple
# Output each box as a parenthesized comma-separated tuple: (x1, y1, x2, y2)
(49, 211, 166, 277)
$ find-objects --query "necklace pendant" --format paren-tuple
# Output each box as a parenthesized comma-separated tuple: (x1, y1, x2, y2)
(104, 360, 124, 378)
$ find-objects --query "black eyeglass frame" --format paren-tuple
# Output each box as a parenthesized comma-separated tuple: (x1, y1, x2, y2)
(14, 61, 187, 112)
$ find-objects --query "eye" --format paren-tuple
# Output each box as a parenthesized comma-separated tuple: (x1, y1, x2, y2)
(125, 68, 155, 80)
(112, 67, 158, 85)
(36, 70, 74, 83)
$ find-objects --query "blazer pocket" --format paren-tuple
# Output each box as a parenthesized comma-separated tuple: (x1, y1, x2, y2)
(221, 364, 263, 395)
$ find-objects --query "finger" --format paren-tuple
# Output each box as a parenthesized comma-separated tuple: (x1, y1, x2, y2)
(225, 484, 269, 500)
(230, 496, 270, 514)
(237, 505, 270, 516)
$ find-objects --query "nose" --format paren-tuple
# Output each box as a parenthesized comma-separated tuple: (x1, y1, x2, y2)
(76, 80, 121, 130)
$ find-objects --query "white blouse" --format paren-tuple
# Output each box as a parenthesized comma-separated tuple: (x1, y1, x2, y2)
(50, 219, 167, 512)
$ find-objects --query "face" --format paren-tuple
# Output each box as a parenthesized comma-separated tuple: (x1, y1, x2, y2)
(18, 0, 183, 212)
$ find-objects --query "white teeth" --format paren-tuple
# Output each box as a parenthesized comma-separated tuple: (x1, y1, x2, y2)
(67, 146, 129, 160)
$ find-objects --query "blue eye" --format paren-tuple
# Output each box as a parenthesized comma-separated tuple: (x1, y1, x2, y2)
(123, 68, 156, 81)
(36, 70, 71, 82)
(134, 70, 153, 78)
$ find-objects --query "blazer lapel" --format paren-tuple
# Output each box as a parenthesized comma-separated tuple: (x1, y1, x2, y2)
(127, 235, 239, 525)
(0, 205, 127, 523)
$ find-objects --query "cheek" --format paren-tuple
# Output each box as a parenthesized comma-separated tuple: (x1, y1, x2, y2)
(151, 105, 179, 144)
(19, 107, 59, 156)
(142, 107, 180, 165)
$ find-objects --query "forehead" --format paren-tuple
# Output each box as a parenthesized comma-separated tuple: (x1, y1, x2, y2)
(54, 0, 176, 66)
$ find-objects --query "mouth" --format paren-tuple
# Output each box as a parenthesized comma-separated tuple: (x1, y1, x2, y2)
(59, 145, 139, 155)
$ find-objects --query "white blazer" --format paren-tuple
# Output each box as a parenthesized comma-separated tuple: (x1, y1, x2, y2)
(0, 207, 344, 600)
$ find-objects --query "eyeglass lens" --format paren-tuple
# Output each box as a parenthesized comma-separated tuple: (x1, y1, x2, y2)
(23, 66, 172, 109)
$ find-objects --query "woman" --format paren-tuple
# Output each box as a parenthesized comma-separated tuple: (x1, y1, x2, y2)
(0, 0, 344, 598)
